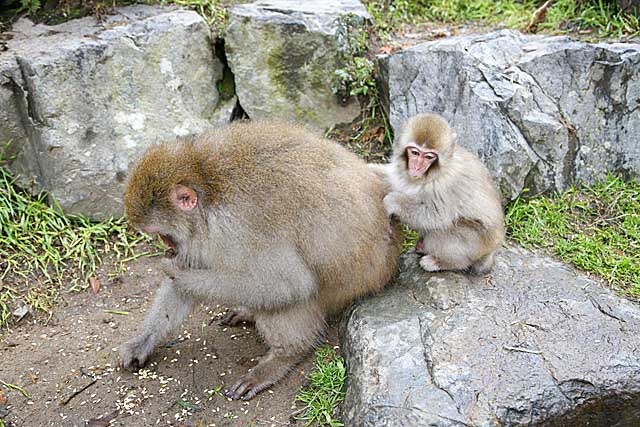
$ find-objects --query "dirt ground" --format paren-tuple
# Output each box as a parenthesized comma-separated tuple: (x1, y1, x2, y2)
(0, 256, 333, 427)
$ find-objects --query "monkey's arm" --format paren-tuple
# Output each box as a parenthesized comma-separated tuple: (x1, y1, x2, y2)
(367, 163, 390, 181)
(120, 278, 194, 370)
(384, 191, 456, 231)
(163, 249, 317, 310)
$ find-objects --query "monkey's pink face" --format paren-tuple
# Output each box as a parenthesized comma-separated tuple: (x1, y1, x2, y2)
(406, 143, 438, 178)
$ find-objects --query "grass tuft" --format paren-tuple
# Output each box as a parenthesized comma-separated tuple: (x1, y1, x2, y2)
(295, 346, 346, 427)
(364, 0, 640, 39)
(326, 12, 394, 163)
(506, 175, 640, 295)
(423, 0, 537, 28)
(164, 0, 229, 37)
(539, 0, 640, 37)
(333, 13, 376, 100)
(400, 224, 419, 253)
(0, 146, 151, 327)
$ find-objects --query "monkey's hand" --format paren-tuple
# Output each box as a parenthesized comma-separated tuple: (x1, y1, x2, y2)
(160, 258, 179, 279)
(368, 163, 389, 180)
(119, 332, 156, 371)
(383, 193, 401, 218)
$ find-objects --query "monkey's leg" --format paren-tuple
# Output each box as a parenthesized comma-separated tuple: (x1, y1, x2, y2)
(226, 302, 325, 400)
(469, 251, 496, 275)
(421, 228, 481, 272)
(120, 278, 194, 370)
(221, 306, 254, 326)
(419, 254, 443, 272)
(420, 253, 475, 272)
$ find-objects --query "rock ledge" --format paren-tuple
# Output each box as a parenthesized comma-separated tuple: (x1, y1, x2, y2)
(342, 247, 640, 427)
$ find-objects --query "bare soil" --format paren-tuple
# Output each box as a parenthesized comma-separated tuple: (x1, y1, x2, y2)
(0, 255, 330, 427)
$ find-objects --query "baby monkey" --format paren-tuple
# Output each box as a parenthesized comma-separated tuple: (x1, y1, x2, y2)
(371, 113, 504, 274)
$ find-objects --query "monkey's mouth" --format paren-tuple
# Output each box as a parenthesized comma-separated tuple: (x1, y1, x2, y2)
(160, 234, 177, 258)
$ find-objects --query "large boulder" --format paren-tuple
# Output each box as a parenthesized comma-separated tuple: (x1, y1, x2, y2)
(225, 0, 369, 130)
(0, 6, 224, 218)
(342, 248, 640, 427)
(378, 30, 640, 200)
(0, 60, 31, 172)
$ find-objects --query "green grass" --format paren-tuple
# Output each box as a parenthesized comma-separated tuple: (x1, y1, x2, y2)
(1, 0, 231, 32)
(0, 379, 31, 399)
(295, 346, 346, 427)
(332, 13, 376, 100)
(400, 224, 420, 253)
(364, 0, 640, 39)
(162, 0, 229, 37)
(326, 12, 395, 163)
(421, 0, 537, 28)
(0, 148, 152, 327)
(506, 175, 640, 295)
(539, 0, 640, 37)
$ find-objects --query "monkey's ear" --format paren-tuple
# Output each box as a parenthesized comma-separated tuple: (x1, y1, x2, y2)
(451, 131, 458, 141)
(170, 184, 198, 211)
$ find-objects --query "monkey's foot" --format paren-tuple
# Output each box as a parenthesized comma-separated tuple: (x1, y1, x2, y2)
(225, 353, 297, 400)
(419, 255, 442, 272)
(119, 333, 157, 371)
(221, 307, 255, 326)
(225, 371, 277, 401)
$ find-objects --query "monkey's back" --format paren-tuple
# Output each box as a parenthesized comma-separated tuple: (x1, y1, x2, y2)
(431, 145, 505, 253)
(198, 121, 401, 313)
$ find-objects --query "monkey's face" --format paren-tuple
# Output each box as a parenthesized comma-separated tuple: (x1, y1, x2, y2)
(405, 142, 438, 178)
(144, 184, 199, 258)
(124, 147, 202, 259)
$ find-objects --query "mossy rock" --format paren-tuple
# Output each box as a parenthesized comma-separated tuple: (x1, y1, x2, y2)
(225, 0, 369, 130)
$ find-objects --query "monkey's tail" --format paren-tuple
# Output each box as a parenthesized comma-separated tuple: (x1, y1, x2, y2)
(469, 252, 495, 275)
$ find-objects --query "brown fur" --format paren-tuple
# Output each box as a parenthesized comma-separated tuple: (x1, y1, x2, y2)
(371, 113, 504, 274)
(120, 121, 401, 400)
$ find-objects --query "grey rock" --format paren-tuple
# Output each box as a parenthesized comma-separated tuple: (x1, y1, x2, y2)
(342, 247, 640, 427)
(0, 5, 223, 218)
(0, 60, 29, 170)
(211, 95, 241, 127)
(378, 30, 640, 199)
(225, 0, 368, 130)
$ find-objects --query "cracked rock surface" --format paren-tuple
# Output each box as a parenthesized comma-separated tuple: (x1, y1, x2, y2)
(378, 30, 640, 200)
(0, 5, 224, 218)
(341, 247, 640, 427)
(225, 0, 368, 130)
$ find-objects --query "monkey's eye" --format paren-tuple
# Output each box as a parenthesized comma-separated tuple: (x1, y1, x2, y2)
(408, 149, 420, 156)
(425, 153, 437, 160)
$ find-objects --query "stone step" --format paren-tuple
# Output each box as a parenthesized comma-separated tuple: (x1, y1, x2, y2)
(342, 247, 640, 427)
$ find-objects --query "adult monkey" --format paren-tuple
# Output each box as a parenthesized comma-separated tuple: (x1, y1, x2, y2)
(120, 121, 402, 400)
(371, 113, 504, 274)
